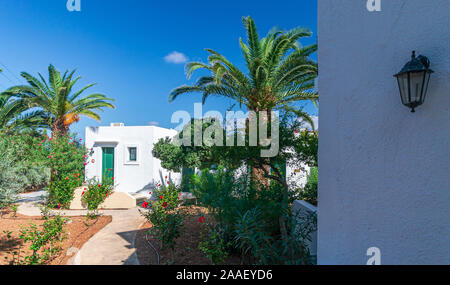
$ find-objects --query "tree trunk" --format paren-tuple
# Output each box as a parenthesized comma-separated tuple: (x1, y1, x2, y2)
(51, 117, 69, 137)
(247, 108, 272, 187)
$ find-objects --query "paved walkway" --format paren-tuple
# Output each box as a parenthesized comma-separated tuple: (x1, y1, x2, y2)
(17, 194, 146, 265)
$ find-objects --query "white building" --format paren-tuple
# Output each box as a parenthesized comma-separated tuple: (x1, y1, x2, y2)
(85, 123, 182, 194)
(318, 0, 449, 264)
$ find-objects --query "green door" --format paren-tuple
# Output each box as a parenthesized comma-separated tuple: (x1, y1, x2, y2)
(102, 147, 115, 179)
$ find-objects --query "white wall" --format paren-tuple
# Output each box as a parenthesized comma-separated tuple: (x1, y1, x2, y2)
(318, 0, 450, 264)
(85, 125, 182, 194)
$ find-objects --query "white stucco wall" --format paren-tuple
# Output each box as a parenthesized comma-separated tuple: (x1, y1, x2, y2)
(318, 0, 450, 264)
(85, 125, 182, 194)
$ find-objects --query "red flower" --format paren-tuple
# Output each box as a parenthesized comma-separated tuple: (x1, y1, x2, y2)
(162, 202, 168, 208)
(199, 217, 206, 223)
(98, 185, 102, 188)
(142, 202, 149, 208)
(149, 192, 152, 195)
(167, 181, 170, 184)
(82, 192, 85, 195)
(160, 195, 163, 200)
(158, 184, 161, 187)
(165, 176, 168, 179)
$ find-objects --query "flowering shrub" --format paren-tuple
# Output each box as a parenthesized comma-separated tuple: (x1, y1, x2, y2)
(140, 178, 184, 254)
(198, 222, 230, 265)
(152, 177, 182, 211)
(16, 207, 67, 265)
(81, 173, 114, 212)
(35, 132, 89, 208)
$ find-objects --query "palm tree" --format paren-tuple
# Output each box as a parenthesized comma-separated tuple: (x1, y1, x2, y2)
(0, 95, 48, 132)
(1, 65, 115, 136)
(170, 16, 318, 116)
(170, 16, 318, 185)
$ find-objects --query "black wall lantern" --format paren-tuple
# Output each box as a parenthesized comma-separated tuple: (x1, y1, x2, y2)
(394, 51, 433, 112)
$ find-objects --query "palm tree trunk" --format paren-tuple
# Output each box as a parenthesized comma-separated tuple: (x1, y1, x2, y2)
(248, 108, 272, 187)
(51, 117, 69, 137)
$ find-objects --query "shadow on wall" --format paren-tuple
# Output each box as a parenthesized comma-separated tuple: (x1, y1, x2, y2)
(87, 126, 99, 134)
(135, 169, 177, 194)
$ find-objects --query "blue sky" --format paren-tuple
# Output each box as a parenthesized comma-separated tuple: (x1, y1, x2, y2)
(0, 0, 317, 138)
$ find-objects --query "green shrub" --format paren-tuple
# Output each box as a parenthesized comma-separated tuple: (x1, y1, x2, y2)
(140, 180, 184, 255)
(152, 177, 183, 211)
(37, 132, 88, 208)
(198, 225, 230, 265)
(191, 167, 284, 238)
(191, 167, 316, 264)
(0, 132, 49, 208)
(299, 167, 318, 206)
(81, 176, 114, 211)
(233, 207, 316, 265)
(0, 148, 23, 209)
(0, 131, 50, 193)
(17, 207, 67, 265)
(81, 174, 114, 221)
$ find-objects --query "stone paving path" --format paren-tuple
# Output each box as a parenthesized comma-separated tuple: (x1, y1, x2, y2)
(17, 193, 145, 265)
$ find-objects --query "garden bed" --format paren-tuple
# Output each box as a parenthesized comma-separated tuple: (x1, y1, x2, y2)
(0, 208, 112, 265)
(135, 206, 241, 265)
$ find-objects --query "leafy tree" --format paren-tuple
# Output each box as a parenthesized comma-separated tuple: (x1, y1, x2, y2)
(152, 118, 220, 172)
(1, 65, 115, 136)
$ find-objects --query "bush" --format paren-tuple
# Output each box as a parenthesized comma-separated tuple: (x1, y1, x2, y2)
(299, 167, 318, 206)
(0, 132, 49, 204)
(0, 148, 24, 209)
(140, 179, 184, 256)
(152, 177, 183, 211)
(191, 167, 316, 264)
(36, 132, 88, 208)
(233, 207, 317, 265)
(81, 174, 114, 211)
(191, 167, 284, 238)
(16, 207, 67, 265)
(198, 224, 230, 265)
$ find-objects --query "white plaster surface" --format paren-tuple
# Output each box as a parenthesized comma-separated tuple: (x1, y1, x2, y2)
(318, 0, 450, 264)
(293, 200, 317, 257)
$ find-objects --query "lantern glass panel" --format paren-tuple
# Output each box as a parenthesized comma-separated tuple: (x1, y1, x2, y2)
(422, 72, 431, 102)
(410, 71, 425, 104)
(397, 73, 409, 105)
